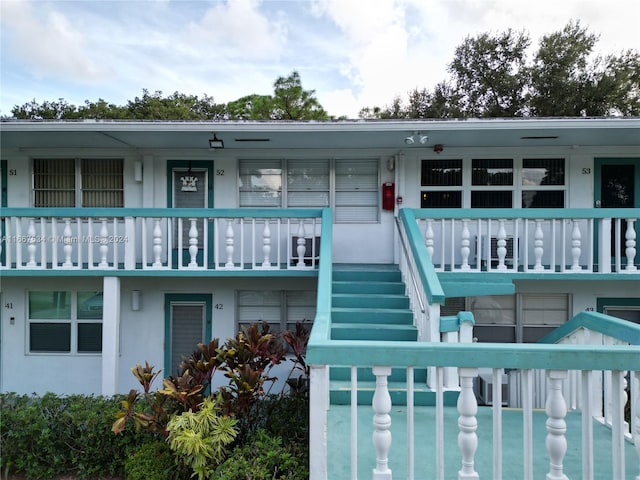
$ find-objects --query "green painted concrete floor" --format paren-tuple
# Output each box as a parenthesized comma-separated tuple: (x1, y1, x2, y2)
(327, 405, 638, 479)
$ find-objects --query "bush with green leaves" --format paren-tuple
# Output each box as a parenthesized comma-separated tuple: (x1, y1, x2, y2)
(0, 392, 146, 479)
(214, 429, 309, 480)
(125, 439, 190, 480)
(166, 396, 238, 480)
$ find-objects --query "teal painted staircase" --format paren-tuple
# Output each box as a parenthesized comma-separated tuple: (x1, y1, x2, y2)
(329, 264, 457, 406)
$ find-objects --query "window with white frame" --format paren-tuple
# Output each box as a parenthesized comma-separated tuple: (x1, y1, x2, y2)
(28, 291, 103, 353)
(239, 159, 379, 223)
(420, 158, 565, 208)
(33, 158, 124, 207)
(236, 290, 315, 334)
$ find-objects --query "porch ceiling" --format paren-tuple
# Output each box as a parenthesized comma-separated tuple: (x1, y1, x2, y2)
(1, 118, 639, 151)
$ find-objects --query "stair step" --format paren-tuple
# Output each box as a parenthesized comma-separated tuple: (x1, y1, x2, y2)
(331, 308, 414, 325)
(332, 293, 410, 309)
(331, 323, 418, 341)
(329, 380, 460, 406)
(330, 366, 427, 383)
(333, 269, 402, 283)
(332, 281, 406, 295)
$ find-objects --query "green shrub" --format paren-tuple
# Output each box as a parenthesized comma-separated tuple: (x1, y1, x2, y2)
(214, 429, 309, 480)
(125, 439, 188, 480)
(0, 392, 150, 479)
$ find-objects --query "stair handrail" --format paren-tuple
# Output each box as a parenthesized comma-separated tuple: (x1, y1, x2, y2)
(395, 215, 425, 313)
(538, 310, 640, 346)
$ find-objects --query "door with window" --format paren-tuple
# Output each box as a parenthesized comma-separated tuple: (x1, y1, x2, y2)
(164, 294, 212, 376)
(595, 159, 639, 267)
(167, 161, 213, 267)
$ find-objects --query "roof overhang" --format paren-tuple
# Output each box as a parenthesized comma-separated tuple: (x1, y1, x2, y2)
(1, 117, 639, 151)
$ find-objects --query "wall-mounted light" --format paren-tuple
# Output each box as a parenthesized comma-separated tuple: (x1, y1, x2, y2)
(404, 132, 428, 146)
(387, 156, 395, 171)
(131, 290, 141, 311)
(208, 133, 224, 149)
(133, 161, 143, 182)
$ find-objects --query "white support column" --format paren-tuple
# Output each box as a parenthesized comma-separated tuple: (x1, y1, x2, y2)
(457, 367, 479, 480)
(632, 371, 640, 480)
(372, 366, 392, 480)
(309, 364, 329, 480)
(124, 216, 136, 269)
(101, 277, 121, 396)
(545, 370, 569, 480)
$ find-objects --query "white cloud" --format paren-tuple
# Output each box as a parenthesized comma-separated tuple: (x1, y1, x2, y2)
(0, 0, 111, 83)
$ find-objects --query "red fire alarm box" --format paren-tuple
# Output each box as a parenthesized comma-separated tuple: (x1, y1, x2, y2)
(382, 182, 395, 210)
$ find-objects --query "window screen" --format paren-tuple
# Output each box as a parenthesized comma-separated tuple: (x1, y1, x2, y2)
(82, 159, 124, 207)
(287, 159, 329, 207)
(472, 159, 513, 186)
(335, 159, 379, 223)
(239, 160, 282, 207)
(421, 160, 462, 186)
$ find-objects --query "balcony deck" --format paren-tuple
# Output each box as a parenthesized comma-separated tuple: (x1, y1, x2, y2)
(327, 405, 638, 479)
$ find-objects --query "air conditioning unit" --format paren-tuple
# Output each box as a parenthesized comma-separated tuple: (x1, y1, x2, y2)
(479, 236, 515, 268)
(291, 236, 321, 266)
(474, 370, 509, 406)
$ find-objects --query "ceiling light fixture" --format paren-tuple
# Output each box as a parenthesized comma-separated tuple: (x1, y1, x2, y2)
(419, 134, 429, 144)
(404, 135, 415, 145)
(208, 133, 224, 149)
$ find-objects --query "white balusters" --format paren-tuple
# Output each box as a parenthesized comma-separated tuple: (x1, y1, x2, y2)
(425, 219, 434, 259)
(571, 220, 582, 271)
(27, 218, 37, 267)
(496, 219, 507, 271)
(63, 219, 73, 267)
(153, 219, 163, 267)
(296, 220, 307, 267)
(545, 370, 569, 480)
(534, 219, 545, 271)
(457, 367, 479, 480)
(225, 219, 235, 268)
(188, 218, 198, 267)
(372, 366, 392, 480)
(262, 220, 272, 268)
(632, 371, 640, 480)
(625, 218, 637, 271)
(460, 219, 471, 270)
(99, 219, 109, 267)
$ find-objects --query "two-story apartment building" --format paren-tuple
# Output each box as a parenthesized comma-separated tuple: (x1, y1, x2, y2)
(0, 117, 638, 399)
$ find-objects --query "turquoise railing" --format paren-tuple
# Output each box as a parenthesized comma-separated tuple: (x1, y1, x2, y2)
(1, 207, 326, 271)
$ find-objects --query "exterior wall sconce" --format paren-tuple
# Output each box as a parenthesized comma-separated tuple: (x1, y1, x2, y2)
(133, 161, 143, 182)
(131, 290, 141, 311)
(208, 133, 224, 149)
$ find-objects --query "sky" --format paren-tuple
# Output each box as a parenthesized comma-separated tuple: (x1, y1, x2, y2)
(1, 0, 639, 119)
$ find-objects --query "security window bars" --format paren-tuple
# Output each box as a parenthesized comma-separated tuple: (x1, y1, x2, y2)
(33, 159, 123, 207)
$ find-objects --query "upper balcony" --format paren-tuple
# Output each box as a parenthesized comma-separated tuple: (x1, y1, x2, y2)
(411, 207, 639, 277)
(0, 207, 329, 276)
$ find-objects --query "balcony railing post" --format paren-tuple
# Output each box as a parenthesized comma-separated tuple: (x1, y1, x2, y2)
(225, 219, 235, 268)
(632, 371, 640, 480)
(309, 364, 329, 480)
(545, 369, 569, 480)
(457, 367, 479, 480)
(63, 218, 73, 268)
(372, 365, 392, 480)
(152, 219, 163, 267)
(425, 219, 434, 259)
(496, 219, 508, 271)
(296, 220, 307, 268)
(571, 220, 582, 271)
(261, 220, 272, 268)
(188, 218, 198, 268)
(27, 218, 37, 267)
(534, 219, 545, 271)
(625, 218, 637, 271)
(99, 218, 109, 268)
(460, 219, 471, 270)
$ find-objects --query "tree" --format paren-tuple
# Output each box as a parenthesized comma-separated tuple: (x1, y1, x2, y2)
(270, 71, 329, 120)
(448, 29, 531, 117)
(359, 21, 639, 118)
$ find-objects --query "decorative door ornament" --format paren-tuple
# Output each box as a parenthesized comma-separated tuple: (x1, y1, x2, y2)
(180, 175, 198, 192)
